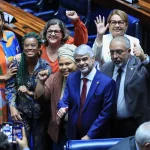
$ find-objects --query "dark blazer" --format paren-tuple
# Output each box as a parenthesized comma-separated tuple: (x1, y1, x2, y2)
(109, 136, 136, 150)
(57, 70, 116, 140)
(101, 55, 150, 125)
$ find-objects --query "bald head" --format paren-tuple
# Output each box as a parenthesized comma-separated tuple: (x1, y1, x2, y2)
(135, 122, 150, 148)
(110, 36, 131, 50)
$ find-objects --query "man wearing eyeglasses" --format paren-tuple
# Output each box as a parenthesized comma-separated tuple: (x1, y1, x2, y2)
(101, 36, 150, 138)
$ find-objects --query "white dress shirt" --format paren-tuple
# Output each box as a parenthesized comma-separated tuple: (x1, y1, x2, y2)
(112, 63, 131, 119)
(80, 67, 97, 96)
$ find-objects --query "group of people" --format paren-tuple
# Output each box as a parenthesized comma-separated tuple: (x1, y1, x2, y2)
(0, 6, 150, 150)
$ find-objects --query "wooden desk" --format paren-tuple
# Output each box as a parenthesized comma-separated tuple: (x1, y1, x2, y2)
(93, 0, 150, 26)
(0, 0, 46, 37)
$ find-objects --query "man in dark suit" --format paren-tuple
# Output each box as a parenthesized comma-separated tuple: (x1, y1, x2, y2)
(101, 36, 150, 137)
(109, 121, 150, 150)
(57, 44, 116, 140)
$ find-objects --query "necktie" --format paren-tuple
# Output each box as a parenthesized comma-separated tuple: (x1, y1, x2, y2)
(116, 68, 122, 99)
(77, 78, 88, 129)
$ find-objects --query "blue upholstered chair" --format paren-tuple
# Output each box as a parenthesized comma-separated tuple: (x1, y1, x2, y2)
(127, 14, 140, 39)
(34, 0, 91, 30)
(10, 0, 44, 14)
(54, 0, 93, 44)
(64, 138, 123, 150)
(33, 0, 59, 21)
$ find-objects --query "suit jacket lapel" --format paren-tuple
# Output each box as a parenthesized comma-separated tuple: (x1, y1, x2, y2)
(82, 71, 100, 112)
(130, 137, 136, 150)
(104, 63, 114, 78)
(74, 71, 81, 107)
(124, 56, 136, 87)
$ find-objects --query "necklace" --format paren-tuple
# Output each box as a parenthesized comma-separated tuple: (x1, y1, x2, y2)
(27, 68, 33, 75)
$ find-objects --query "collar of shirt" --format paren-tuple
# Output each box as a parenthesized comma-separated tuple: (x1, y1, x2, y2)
(109, 33, 127, 39)
(114, 63, 127, 75)
(80, 67, 97, 81)
(114, 58, 130, 74)
(0, 31, 8, 43)
(34, 59, 40, 71)
(135, 141, 140, 150)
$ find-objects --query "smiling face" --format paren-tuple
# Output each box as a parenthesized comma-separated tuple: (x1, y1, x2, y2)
(59, 56, 77, 78)
(23, 38, 40, 58)
(109, 14, 128, 38)
(75, 54, 95, 76)
(46, 24, 62, 46)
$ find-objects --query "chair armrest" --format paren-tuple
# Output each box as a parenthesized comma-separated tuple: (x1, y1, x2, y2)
(18, 1, 38, 9)
(34, 10, 55, 21)
(65, 138, 123, 150)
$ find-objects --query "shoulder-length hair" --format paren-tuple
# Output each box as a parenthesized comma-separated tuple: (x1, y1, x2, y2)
(41, 19, 70, 46)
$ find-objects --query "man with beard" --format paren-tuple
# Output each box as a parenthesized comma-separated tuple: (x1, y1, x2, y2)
(101, 36, 150, 138)
(57, 44, 116, 140)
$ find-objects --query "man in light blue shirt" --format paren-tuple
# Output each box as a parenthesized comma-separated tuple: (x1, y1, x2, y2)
(101, 36, 150, 137)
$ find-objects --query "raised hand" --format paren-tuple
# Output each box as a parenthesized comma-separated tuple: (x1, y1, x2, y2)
(66, 10, 79, 21)
(133, 43, 146, 61)
(38, 70, 49, 82)
(94, 15, 109, 35)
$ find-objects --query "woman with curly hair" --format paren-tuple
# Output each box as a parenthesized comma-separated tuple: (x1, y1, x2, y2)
(5, 32, 52, 150)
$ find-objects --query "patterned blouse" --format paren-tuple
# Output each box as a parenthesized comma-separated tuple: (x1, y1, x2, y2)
(5, 58, 51, 119)
(0, 30, 20, 123)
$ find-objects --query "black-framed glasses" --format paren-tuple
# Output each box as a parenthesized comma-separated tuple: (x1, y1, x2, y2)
(47, 30, 61, 35)
(109, 20, 125, 26)
(110, 49, 128, 55)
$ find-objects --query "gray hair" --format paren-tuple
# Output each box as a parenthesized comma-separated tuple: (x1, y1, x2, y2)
(110, 36, 131, 49)
(135, 121, 150, 146)
(74, 44, 95, 58)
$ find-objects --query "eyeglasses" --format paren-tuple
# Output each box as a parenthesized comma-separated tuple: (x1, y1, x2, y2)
(47, 30, 61, 35)
(109, 20, 125, 26)
(110, 49, 128, 55)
